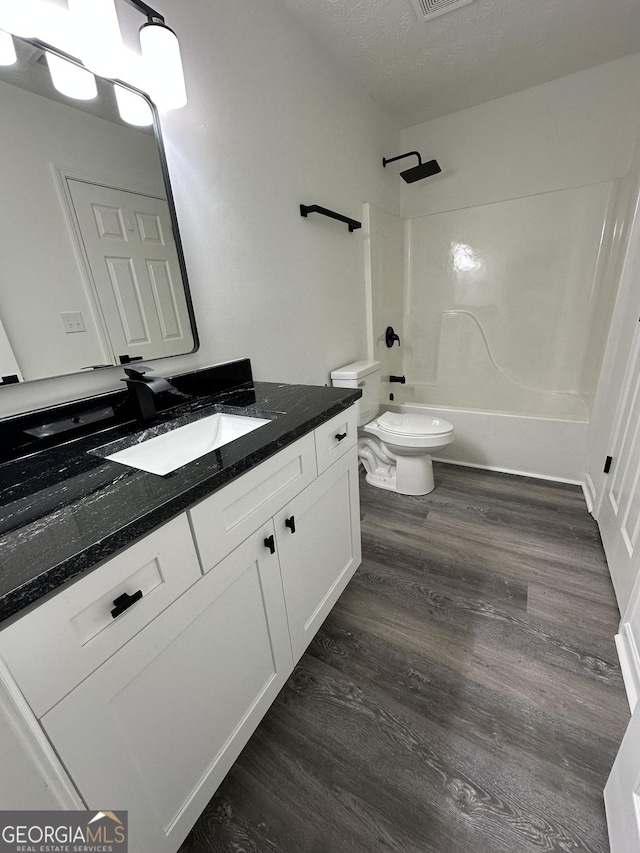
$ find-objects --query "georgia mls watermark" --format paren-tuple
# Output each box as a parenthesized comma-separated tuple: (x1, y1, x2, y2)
(0, 811, 127, 853)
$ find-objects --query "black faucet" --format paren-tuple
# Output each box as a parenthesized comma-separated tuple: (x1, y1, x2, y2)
(122, 365, 174, 424)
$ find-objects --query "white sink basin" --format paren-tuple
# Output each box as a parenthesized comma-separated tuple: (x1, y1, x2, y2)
(105, 412, 270, 476)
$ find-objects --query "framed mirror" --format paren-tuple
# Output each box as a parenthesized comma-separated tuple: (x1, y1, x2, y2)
(0, 36, 198, 385)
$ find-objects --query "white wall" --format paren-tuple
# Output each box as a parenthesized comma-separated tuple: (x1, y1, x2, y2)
(0, 0, 400, 417)
(400, 54, 640, 220)
(397, 54, 640, 421)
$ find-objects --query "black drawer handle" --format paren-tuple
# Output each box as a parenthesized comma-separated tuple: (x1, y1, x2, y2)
(264, 534, 276, 554)
(111, 590, 143, 619)
(335, 432, 347, 441)
(285, 515, 296, 534)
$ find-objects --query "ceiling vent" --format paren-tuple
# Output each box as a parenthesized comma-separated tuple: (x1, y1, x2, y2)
(409, 0, 473, 21)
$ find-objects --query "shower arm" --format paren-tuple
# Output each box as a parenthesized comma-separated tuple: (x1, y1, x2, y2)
(382, 152, 423, 169)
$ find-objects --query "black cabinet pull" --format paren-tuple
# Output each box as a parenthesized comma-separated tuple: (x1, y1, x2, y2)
(285, 516, 296, 534)
(111, 590, 143, 619)
(264, 534, 276, 554)
(335, 432, 347, 441)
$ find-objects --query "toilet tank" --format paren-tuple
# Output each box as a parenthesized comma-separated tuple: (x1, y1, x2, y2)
(330, 361, 381, 426)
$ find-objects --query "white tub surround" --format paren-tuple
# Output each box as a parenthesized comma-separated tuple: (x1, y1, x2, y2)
(388, 403, 587, 484)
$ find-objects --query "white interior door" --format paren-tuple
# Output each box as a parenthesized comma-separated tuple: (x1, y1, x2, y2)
(597, 320, 640, 614)
(616, 570, 640, 715)
(0, 314, 22, 381)
(604, 705, 640, 853)
(67, 179, 193, 364)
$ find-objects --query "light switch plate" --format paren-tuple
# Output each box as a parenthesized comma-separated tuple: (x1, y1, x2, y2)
(60, 312, 86, 334)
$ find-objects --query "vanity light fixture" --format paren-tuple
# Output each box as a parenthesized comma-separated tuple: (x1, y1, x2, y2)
(0, 28, 16, 64)
(47, 51, 98, 100)
(0, 0, 188, 114)
(0, 0, 37, 37)
(68, 0, 123, 79)
(114, 83, 153, 126)
(139, 17, 187, 111)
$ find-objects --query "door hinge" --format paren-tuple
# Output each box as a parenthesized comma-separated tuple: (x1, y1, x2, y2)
(604, 455, 613, 474)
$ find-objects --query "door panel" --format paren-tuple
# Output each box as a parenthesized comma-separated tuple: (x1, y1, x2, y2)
(105, 256, 150, 345)
(136, 211, 164, 243)
(92, 203, 128, 240)
(146, 259, 184, 340)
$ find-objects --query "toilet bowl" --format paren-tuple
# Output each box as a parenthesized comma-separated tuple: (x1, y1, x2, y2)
(330, 361, 454, 496)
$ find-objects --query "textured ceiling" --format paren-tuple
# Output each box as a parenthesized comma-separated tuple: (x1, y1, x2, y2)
(277, 0, 640, 126)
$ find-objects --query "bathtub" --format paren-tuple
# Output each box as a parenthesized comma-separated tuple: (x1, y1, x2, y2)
(385, 401, 588, 484)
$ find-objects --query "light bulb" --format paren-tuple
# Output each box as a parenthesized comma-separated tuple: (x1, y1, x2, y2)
(68, 0, 123, 78)
(0, 0, 38, 37)
(47, 52, 97, 100)
(38, 2, 78, 56)
(0, 28, 16, 65)
(0, 1, 79, 55)
(114, 85, 153, 126)
(139, 20, 187, 111)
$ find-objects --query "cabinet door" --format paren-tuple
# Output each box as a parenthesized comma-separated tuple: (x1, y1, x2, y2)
(275, 448, 361, 663)
(41, 524, 293, 853)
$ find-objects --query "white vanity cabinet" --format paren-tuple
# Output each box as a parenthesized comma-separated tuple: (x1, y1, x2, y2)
(0, 403, 361, 853)
(189, 408, 361, 665)
(40, 524, 293, 853)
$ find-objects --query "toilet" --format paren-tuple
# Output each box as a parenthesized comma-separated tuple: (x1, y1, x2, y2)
(331, 360, 454, 496)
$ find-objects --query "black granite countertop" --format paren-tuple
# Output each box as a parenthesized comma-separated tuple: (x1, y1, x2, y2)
(0, 371, 360, 625)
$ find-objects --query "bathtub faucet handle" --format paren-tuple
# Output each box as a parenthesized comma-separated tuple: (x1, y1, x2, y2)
(389, 375, 406, 384)
(385, 326, 401, 348)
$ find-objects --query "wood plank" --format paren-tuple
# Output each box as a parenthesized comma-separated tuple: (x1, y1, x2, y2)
(527, 582, 621, 638)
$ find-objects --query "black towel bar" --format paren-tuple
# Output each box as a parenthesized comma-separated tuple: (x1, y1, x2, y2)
(300, 204, 361, 232)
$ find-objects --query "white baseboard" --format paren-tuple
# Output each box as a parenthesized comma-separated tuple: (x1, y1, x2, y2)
(582, 474, 595, 513)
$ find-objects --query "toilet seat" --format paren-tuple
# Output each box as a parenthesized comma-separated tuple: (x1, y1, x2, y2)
(363, 412, 454, 450)
(375, 411, 453, 437)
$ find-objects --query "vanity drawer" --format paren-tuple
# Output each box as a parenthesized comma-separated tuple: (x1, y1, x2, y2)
(0, 514, 201, 718)
(314, 406, 357, 474)
(189, 433, 317, 572)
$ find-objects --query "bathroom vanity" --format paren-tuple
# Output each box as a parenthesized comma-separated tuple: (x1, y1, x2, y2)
(0, 361, 361, 852)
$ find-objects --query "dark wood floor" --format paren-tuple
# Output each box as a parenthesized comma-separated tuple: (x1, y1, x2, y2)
(180, 463, 630, 853)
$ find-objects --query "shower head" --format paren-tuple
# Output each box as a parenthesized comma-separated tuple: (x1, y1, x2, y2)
(382, 151, 441, 183)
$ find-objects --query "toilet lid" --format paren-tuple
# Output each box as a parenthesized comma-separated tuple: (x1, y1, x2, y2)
(376, 411, 453, 436)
